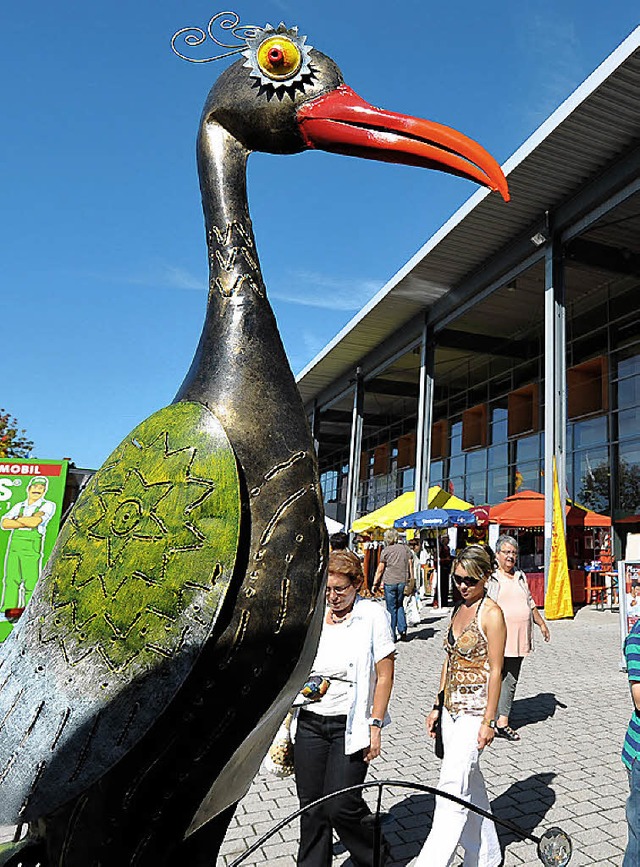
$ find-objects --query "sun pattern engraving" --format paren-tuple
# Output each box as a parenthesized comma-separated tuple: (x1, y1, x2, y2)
(38, 402, 241, 678)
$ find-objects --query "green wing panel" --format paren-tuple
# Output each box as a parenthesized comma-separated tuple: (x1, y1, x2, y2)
(0, 401, 242, 823)
(42, 401, 241, 675)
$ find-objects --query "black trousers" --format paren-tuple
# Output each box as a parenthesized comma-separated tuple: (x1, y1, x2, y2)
(294, 710, 384, 866)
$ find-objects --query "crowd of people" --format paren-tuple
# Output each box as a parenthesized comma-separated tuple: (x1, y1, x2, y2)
(286, 531, 559, 867)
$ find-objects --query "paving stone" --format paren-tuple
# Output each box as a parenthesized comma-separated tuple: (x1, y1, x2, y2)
(581, 839, 625, 859)
(216, 607, 631, 865)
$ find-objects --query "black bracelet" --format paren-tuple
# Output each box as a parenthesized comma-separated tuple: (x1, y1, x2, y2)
(432, 702, 440, 711)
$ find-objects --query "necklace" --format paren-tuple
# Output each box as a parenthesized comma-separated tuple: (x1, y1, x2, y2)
(329, 608, 352, 624)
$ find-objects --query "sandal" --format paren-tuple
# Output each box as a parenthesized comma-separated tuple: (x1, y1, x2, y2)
(495, 725, 520, 741)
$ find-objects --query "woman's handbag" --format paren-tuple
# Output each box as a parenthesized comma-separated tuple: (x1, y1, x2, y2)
(260, 711, 295, 778)
(404, 573, 416, 597)
(434, 691, 445, 759)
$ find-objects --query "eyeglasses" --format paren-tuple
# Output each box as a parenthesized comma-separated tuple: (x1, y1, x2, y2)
(326, 583, 354, 596)
(452, 573, 481, 587)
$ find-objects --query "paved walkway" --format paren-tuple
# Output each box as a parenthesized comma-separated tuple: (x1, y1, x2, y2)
(219, 604, 630, 866)
(0, 605, 630, 865)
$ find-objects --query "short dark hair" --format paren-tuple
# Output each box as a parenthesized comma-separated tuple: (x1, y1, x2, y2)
(329, 531, 349, 551)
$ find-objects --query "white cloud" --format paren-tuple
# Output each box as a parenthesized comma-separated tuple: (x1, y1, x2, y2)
(286, 329, 332, 375)
(270, 270, 380, 311)
(122, 264, 206, 292)
(518, 12, 584, 125)
(268, 0, 294, 13)
(70, 263, 207, 293)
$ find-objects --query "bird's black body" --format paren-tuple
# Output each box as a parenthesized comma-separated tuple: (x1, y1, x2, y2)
(0, 47, 331, 867)
(0, 22, 508, 866)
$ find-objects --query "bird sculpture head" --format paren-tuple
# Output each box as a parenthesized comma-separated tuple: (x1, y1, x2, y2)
(176, 17, 510, 200)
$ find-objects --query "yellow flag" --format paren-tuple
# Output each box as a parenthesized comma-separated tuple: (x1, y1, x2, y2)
(544, 456, 574, 620)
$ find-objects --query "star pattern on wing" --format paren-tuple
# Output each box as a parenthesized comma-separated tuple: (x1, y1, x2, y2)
(37, 404, 240, 677)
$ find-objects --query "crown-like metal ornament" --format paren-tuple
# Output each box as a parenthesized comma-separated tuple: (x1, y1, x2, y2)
(171, 11, 261, 63)
(171, 12, 313, 93)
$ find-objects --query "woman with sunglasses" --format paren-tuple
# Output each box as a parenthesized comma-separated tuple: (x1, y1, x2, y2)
(415, 545, 506, 867)
(294, 549, 395, 866)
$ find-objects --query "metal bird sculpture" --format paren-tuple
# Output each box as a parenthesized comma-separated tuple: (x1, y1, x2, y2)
(0, 16, 508, 866)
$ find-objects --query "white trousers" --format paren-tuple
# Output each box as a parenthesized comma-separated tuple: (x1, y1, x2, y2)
(415, 709, 501, 867)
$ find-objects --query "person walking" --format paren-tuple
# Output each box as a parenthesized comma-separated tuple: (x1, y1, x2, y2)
(408, 538, 423, 597)
(329, 531, 349, 551)
(415, 545, 506, 867)
(622, 618, 640, 866)
(373, 529, 412, 641)
(293, 550, 395, 866)
(486, 534, 550, 741)
(437, 534, 452, 609)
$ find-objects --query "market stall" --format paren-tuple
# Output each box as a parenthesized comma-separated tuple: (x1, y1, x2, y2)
(488, 490, 612, 606)
(350, 486, 472, 534)
(350, 488, 474, 596)
(394, 507, 477, 607)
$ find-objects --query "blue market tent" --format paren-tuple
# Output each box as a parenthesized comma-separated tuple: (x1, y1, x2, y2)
(394, 508, 477, 530)
(394, 508, 477, 606)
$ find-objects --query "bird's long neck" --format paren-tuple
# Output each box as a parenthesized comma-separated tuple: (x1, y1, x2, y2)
(174, 122, 309, 456)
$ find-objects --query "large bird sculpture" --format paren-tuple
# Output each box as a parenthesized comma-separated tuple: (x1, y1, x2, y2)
(0, 18, 508, 867)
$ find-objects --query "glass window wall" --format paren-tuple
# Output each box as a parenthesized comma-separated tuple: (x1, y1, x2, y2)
(618, 439, 640, 515)
(490, 405, 508, 443)
(465, 473, 486, 505)
(319, 277, 640, 524)
(488, 467, 509, 504)
(573, 446, 609, 513)
(515, 461, 542, 493)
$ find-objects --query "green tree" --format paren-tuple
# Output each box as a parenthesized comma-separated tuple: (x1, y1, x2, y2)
(0, 409, 33, 459)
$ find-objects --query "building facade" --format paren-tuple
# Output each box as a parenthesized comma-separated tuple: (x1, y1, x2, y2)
(296, 28, 640, 565)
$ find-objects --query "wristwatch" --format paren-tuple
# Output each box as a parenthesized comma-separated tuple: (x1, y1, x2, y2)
(370, 718, 384, 729)
(482, 718, 497, 728)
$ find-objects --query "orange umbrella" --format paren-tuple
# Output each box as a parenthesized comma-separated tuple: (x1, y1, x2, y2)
(488, 490, 611, 528)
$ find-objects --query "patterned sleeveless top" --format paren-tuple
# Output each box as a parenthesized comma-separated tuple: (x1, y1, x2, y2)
(443, 597, 489, 716)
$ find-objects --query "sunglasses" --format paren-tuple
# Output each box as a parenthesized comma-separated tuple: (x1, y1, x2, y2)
(452, 573, 481, 587)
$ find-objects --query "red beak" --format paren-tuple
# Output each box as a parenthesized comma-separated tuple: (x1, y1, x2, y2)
(297, 85, 509, 202)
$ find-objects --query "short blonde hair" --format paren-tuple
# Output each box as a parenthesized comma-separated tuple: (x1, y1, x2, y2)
(383, 528, 399, 545)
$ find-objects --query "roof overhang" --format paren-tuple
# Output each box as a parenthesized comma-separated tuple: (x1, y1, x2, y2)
(296, 27, 640, 412)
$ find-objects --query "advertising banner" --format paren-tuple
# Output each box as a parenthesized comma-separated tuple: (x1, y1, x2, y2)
(618, 560, 640, 670)
(0, 459, 69, 642)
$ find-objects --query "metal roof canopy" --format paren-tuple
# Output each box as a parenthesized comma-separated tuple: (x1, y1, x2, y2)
(296, 27, 640, 414)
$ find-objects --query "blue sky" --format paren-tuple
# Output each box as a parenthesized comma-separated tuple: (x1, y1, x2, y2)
(2, 1, 637, 469)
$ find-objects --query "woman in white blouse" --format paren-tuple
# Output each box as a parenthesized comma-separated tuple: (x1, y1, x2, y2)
(294, 549, 396, 866)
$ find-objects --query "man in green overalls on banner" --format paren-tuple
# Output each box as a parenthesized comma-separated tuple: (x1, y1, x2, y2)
(0, 476, 56, 641)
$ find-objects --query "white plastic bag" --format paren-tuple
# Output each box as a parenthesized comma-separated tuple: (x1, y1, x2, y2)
(404, 593, 421, 627)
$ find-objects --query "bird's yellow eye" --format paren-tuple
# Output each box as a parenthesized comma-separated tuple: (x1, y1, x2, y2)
(256, 36, 301, 81)
(244, 25, 312, 92)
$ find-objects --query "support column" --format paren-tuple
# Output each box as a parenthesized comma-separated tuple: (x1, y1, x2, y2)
(310, 399, 320, 455)
(544, 233, 566, 589)
(345, 368, 364, 535)
(608, 312, 621, 559)
(415, 319, 435, 512)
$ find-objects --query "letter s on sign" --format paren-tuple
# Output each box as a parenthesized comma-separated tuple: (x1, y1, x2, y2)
(0, 480, 14, 502)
